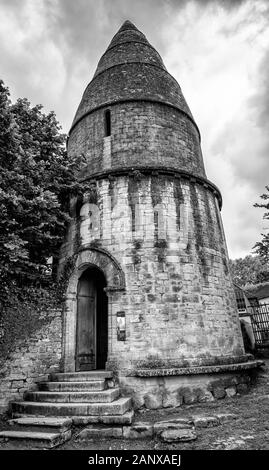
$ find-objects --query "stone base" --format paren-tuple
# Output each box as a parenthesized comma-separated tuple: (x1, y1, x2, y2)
(117, 360, 263, 410)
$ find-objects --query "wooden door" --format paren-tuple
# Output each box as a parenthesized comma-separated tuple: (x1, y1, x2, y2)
(76, 274, 96, 371)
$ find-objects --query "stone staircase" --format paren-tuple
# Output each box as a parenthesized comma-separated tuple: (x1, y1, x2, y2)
(0, 370, 133, 449)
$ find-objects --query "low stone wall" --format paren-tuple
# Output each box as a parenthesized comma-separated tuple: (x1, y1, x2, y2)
(118, 361, 261, 409)
(0, 308, 62, 414)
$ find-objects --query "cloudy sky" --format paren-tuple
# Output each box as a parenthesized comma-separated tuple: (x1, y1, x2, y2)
(0, 0, 268, 259)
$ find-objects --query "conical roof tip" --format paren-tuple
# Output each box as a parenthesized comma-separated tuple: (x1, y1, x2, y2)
(93, 18, 165, 79)
(118, 20, 139, 33)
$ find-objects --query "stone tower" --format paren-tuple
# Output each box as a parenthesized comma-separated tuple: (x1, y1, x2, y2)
(60, 21, 254, 407)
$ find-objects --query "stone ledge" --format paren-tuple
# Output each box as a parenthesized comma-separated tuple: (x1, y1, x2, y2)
(131, 360, 264, 377)
(79, 166, 222, 209)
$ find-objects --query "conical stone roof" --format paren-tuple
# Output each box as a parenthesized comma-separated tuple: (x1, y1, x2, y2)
(70, 21, 196, 132)
(93, 20, 167, 77)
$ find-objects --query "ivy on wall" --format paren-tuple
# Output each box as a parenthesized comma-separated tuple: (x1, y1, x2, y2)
(0, 254, 78, 366)
(0, 281, 58, 366)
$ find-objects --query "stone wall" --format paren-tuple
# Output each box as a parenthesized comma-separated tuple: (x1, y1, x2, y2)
(68, 102, 204, 178)
(60, 174, 245, 373)
(0, 308, 62, 413)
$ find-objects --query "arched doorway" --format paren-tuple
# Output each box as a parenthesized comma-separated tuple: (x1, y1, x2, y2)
(76, 267, 108, 371)
(63, 247, 125, 372)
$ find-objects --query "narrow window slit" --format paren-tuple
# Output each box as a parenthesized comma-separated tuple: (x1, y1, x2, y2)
(104, 109, 111, 137)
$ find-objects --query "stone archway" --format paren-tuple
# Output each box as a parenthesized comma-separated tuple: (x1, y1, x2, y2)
(62, 247, 125, 372)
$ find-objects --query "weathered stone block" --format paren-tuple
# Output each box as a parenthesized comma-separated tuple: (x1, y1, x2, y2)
(193, 416, 219, 428)
(197, 390, 215, 402)
(162, 390, 183, 408)
(131, 393, 145, 410)
(212, 387, 226, 399)
(161, 428, 197, 442)
(11, 381, 24, 388)
(154, 418, 193, 437)
(180, 387, 198, 404)
(236, 383, 248, 394)
(123, 423, 153, 439)
(144, 391, 162, 409)
(215, 413, 237, 423)
(225, 387, 237, 397)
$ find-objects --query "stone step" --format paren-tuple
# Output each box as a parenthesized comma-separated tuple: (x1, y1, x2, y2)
(12, 410, 135, 426)
(8, 417, 72, 433)
(39, 380, 106, 392)
(76, 422, 153, 440)
(50, 370, 113, 382)
(24, 388, 120, 403)
(0, 429, 71, 449)
(76, 426, 123, 439)
(72, 410, 134, 425)
(12, 397, 132, 417)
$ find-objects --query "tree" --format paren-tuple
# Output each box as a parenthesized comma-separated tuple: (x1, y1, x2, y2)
(0, 79, 83, 302)
(253, 185, 269, 263)
(229, 255, 269, 287)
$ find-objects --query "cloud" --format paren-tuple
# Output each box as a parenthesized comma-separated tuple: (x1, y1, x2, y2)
(0, 0, 268, 258)
(0, 0, 67, 123)
(161, 0, 269, 258)
(249, 49, 269, 130)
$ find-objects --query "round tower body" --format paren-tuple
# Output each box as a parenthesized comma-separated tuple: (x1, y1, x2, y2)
(60, 21, 256, 407)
